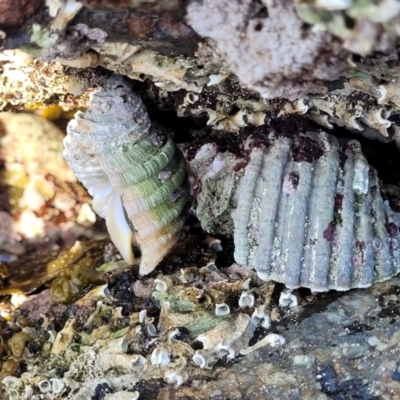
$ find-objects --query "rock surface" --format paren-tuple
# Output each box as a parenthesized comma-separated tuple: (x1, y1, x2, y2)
(1, 1, 400, 399)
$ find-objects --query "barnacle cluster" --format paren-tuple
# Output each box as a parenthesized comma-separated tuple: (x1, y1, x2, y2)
(93, 42, 212, 93)
(0, 251, 289, 399)
(305, 72, 400, 145)
(83, 40, 400, 145)
(2, 244, 400, 398)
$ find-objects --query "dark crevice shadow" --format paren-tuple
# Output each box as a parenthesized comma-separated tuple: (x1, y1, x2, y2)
(0, 119, 11, 214)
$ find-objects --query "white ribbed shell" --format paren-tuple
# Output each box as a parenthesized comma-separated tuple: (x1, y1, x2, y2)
(191, 130, 400, 291)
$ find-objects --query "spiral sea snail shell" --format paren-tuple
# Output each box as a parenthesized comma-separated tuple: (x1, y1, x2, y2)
(64, 75, 188, 275)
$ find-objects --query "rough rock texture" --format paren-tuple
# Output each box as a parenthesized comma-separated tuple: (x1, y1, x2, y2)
(186, 0, 345, 100)
(1, 0, 400, 399)
(72, 5, 200, 56)
(0, 51, 100, 110)
(1, 249, 400, 399)
(177, 277, 400, 399)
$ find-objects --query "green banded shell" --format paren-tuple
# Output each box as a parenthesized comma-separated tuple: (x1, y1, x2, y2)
(64, 75, 188, 275)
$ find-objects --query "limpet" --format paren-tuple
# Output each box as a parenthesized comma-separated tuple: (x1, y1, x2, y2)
(64, 75, 188, 275)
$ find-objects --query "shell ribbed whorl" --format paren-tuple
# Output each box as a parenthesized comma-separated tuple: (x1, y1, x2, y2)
(66, 75, 151, 157)
(64, 75, 188, 275)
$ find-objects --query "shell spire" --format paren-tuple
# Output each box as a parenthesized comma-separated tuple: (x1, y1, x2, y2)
(64, 75, 188, 275)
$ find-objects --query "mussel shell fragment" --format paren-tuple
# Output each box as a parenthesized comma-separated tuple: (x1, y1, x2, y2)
(190, 129, 400, 291)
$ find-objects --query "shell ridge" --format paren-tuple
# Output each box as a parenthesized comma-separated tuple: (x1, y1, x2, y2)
(100, 140, 176, 193)
(384, 202, 400, 275)
(233, 145, 264, 266)
(254, 137, 291, 278)
(350, 144, 375, 288)
(138, 219, 185, 249)
(133, 194, 189, 237)
(327, 147, 356, 290)
(102, 138, 175, 177)
(369, 168, 395, 281)
(276, 160, 314, 289)
(299, 133, 338, 290)
(192, 128, 400, 291)
(121, 162, 186, 216)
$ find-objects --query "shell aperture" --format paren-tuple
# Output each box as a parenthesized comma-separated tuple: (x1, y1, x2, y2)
(64, 75, 188, 275)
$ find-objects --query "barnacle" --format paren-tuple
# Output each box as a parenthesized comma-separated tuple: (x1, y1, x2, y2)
(37, 378, 64, 395)
(197, 313, 254, 359)
(307, 85, 397, 143)
(64, 75, 189, 275)
(215, 303, 230, 316)
(192, 349, 216, 369)
(238, 291, 255, 308)
(189, 128, 400, 292)
(51, 319, 75, 355)
(0, 247, 294, 396)
(95, 43, 206, 93)
(1, 376, 22, 400)
(240, 333, 286, 355)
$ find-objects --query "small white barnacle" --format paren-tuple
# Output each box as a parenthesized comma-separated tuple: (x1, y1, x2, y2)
(251, 305, 270, 329)
(130, 354, 147, 370)
(215, 303, 230, 316)
(154, 278, 168, 292)
(151, 344, 171, 366)
(164, 370, 187, 387)
(192, 349, 216, 369)
(50, 378, 65, 395)
(279, 290, 298, 308)
(38, 380, 52, 393)
(139, 309, 147, 323)
(64, 75, 189, 275)
(238, 291, 255, 308)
